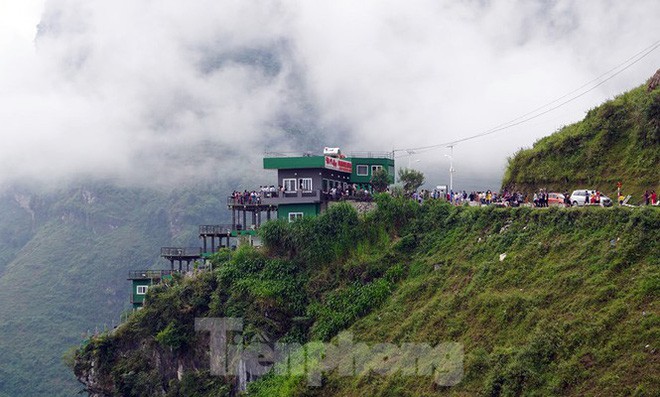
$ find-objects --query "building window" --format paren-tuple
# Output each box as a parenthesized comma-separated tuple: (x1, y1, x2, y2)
(288, 212, 303, 222)
(300, 178, 313, 192)
(136, 285, 148, 295)
(283, 178, 297, 192)
(371, 165, 383, 174)
(356, 165, 369, 176)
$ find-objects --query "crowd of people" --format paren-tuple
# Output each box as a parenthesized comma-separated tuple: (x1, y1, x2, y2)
(229, 184, 374, 205)
(583, 190, 606, 206)
(643, 190, 658, 205)
(229, 184, 658, 208)
(326, 184, 373, 201)
(407, 188, 526, 207)
(230, 187, 278, 205)
(406, 185, 659, 208)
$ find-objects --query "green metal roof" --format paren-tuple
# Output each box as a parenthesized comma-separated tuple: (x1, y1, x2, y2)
(263, 156, 325, 170)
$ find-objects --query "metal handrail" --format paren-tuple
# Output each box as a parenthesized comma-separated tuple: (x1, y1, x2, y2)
(160, 247, 202, 257)
(263, 151, 394, 159)
(199, 225, 233, 234)
(128, 269, 176, 279)
(347, 151, 395, 159)
(227, 193, 283, 206)
(263, 151, 316, 157)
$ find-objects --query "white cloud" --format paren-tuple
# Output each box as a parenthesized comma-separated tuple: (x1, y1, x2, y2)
(0, 0, 657, 189)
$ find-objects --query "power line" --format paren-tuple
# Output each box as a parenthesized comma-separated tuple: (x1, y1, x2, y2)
(395, 39, 660, 155)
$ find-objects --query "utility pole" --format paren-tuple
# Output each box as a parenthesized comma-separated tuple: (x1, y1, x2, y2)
(407, 150, 415, 168)
(445, 145, 455, 192)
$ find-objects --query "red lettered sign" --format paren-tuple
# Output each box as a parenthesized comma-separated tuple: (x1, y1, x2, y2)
(325, 156, 352, 173)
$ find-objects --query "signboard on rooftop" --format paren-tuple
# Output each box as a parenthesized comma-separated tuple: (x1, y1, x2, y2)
(323, 147, 341, 156)
(324, 156, 352, 173)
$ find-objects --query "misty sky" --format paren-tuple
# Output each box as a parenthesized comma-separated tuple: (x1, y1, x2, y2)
(1, 0, 658, 190)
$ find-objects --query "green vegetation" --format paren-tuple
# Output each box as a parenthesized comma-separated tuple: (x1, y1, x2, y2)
(74, 198, 659, 396)
(370, 168, 391, 193)
(502, 84, 660, 202)
(398, 168, 425, 194)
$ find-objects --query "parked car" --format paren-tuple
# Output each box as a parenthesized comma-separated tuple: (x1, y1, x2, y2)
(547, 192, 566, 207)
(569, 190, 613, 207)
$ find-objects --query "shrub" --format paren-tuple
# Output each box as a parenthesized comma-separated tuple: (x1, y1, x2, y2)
(155, 321, 187, 350)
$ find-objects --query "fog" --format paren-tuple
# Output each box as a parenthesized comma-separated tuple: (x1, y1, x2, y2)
(1, 0, 658, 190)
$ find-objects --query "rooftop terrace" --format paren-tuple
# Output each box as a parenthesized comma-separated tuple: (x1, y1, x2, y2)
(264, 151, 394, 159)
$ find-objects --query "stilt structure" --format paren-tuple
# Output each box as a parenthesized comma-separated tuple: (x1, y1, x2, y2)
(199, 224, 233, 254)
(226, 197, 276, 233)
(160, 247, 202, 271)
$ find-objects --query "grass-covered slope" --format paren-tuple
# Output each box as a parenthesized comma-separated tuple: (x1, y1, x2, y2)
(74, 199, 659, 396)
(502, 83, 660, 201)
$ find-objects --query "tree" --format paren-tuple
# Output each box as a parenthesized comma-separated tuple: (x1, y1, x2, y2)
(398, 168, 425, 194)
(370, 168, 390, 193)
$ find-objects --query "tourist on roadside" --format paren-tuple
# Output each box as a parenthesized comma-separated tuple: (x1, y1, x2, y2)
(644, 190, 650, 205)
(652, 190, 657, 205)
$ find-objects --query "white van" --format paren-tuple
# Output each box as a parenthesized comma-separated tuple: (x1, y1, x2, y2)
(569, 190, 613, 207)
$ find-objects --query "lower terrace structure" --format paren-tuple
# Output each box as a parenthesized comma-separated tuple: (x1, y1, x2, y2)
(199, 224, 234, 253)
(160, 247, 202, 271)
(128, 270, 176, 309)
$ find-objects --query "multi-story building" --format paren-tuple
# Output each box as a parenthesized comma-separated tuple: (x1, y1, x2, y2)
(228, 148, 395, 224)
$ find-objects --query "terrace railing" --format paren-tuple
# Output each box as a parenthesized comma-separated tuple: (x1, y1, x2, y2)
(160, 247, 202, 257)
(263, 151, 316, 157)
(128, 269, 176, 279)
(199, 224, 233, 235)
(347, 151, 394, 159)
(263, 151, 394, 159)
(228, 190, 322, 206)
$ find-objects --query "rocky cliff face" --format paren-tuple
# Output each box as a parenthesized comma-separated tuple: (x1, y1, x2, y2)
(74, 332, 215, 396)
(648, 68, 660, 91)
